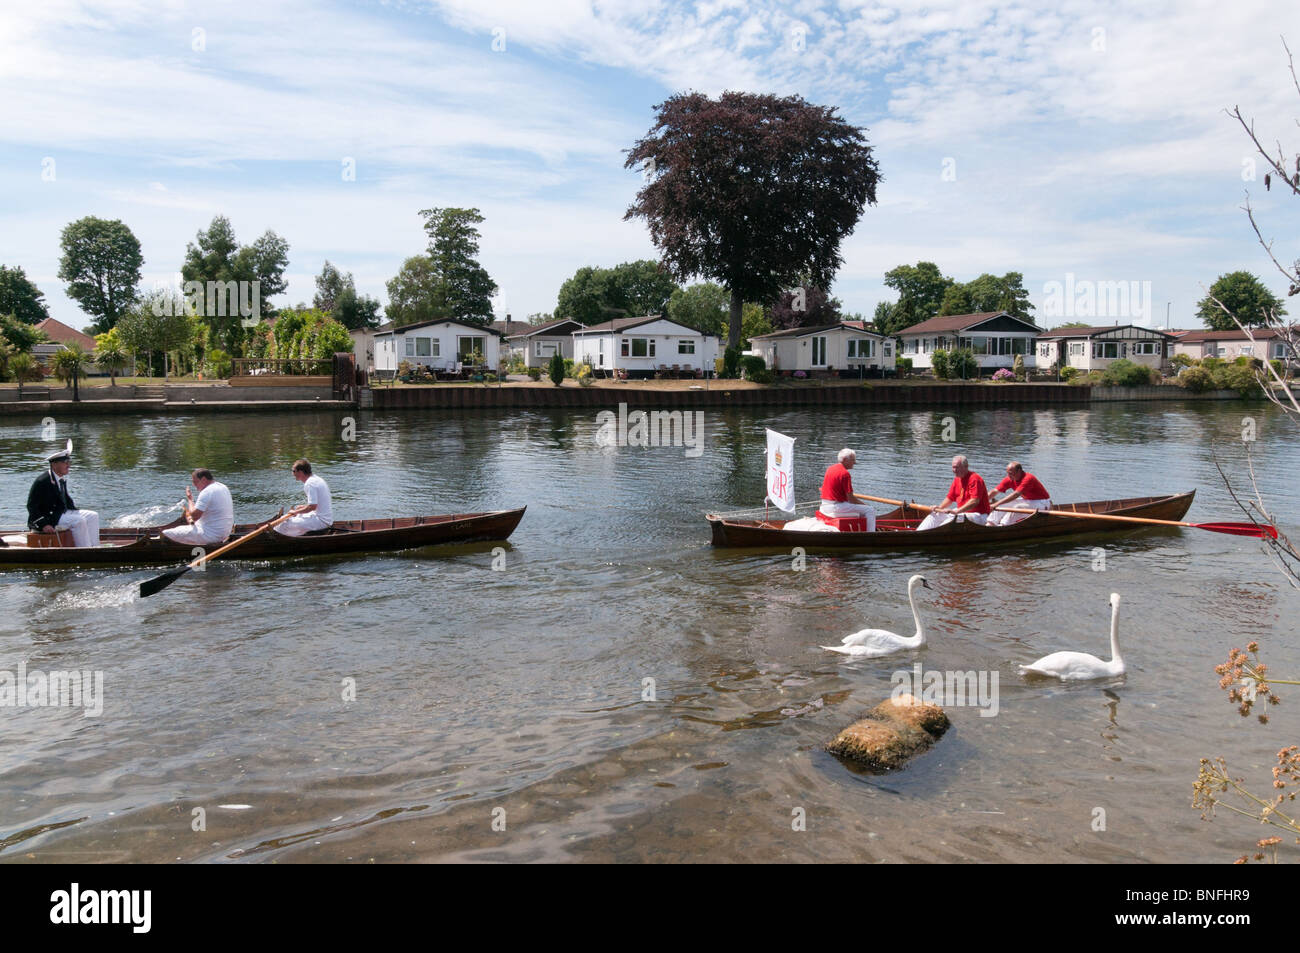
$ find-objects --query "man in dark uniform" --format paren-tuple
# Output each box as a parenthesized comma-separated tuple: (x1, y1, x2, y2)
(27, 446, 100, 547)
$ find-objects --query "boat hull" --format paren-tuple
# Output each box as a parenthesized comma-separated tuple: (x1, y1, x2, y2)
(707, 493, 1195, 550)
(0, 508, 526, 568)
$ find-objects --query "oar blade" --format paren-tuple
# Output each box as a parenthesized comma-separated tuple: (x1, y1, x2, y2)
(139, 565, 190, 598)
(1195, 522, 1278, 538)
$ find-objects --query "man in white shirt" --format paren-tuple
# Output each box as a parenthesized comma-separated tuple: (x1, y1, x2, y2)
(275, 459, 333, 536)
(163, 468, 234, 546)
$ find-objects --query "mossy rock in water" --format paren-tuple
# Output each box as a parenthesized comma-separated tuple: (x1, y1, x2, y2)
(826, 693, 950, 770)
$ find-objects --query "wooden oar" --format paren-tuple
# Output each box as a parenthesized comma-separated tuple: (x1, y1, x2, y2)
(854, 493, 1276, 539)
(139, 511, 295, 598)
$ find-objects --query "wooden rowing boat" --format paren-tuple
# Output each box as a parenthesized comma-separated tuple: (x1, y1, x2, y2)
(0, 508, 526, 567)
(706, 492, 1195, 549)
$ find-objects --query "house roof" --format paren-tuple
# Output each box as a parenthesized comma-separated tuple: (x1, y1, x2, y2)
(897, 311, 1040, 335)
(374, 318, 504, 338)
(571, 314, 713, 336)
(1036, 324, 1178, 340)
(750, 321, 886, 340)
(35, 317, 96, 351)
(503, 318, 585, 339)
(1173, 327, 1292, 343)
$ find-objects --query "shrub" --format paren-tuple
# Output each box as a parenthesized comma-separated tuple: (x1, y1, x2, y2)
(931, 350, 950, 379)
(574, 362, 594, 387)
(1012, 353, 1025, 381)
(948, 348, 978, 380)
(1178, 366, 1216, 393)
(1100, 358, 1156, 388)
(1059, 366, 1079, 382)
(1223, 364, 1262, 397)
(722, 346, 742, 379)
(563, 357, 575, 379)
(793, 370, 807, 379)
(992, 368, 1015, 382)
(1170, 353, 1195, 371)
(205, 348, 232, 379)
(526, 367, 542, 381)
(740, 355, 766, 379)
(896, 356, 912, 374)
(397, 360, 413, 379)
(547, 352, 565, 386)
(507, 356, 526, 374)
(749, 369, 774, 385)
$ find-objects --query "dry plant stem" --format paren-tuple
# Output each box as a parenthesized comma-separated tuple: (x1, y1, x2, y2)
(1198, 762, 1300, 835)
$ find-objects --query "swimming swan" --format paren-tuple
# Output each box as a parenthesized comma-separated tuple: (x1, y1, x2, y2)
(822, 574, 932, 657)
(1019, 592, 1125, 680)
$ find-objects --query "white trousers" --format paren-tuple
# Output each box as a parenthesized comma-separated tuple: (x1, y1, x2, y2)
(163, 524, 229, 547)
(56, 509, 100, 547)
(818, 500, 876, 532)
(987, 498, 1052, 526)
(275, 513, 332, 536)
(917, 511, 989, 531)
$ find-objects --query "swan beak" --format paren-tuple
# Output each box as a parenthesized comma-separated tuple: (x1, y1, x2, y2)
(920, 578, 932, 590)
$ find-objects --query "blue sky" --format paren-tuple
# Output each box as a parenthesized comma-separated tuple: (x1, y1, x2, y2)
(1, 0, 1296, 331)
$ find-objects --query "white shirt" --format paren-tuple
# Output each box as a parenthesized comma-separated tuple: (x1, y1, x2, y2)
(194, 481, 234, 541)
(303, 474, 332, 525)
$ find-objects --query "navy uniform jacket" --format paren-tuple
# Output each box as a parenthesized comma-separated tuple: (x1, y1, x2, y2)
(27, 470, 77, 531)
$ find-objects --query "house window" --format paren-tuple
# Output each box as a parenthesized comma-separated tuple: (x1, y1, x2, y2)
(905, 339, 917, 354)
(1039, 344, 1051, 357)
(678, 340, 695, 354)
(1240, 344, 1253, 356)
(1132, 341, 1156, 355)
(847, 339, 875, 359)
(1272, 342, 1286, 358)
(1069, 342, 1085, 357)
(405, 339, 415, 356)
(1011, 338, 1027, 355)
(536, 341, 558, 357)
(883, 341, 892, 357)
(811, 336, 827, 365)
(970, 337, 988, 355)
(458, 337, 484, 361)
(416, 337, 433, 357)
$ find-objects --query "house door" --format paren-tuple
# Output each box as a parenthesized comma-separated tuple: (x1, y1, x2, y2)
(811, 337, 827, 366)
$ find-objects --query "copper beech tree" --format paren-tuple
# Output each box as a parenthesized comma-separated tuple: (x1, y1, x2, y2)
(624, 91, 881, 350)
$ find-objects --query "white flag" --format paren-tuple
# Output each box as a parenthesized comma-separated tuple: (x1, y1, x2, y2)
(765, 428, 796, 513)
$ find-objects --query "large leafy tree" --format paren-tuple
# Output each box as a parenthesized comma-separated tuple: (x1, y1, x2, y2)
(0, 265, 51, 324)
(1196, 271, 1286, 330)
(667, 281, 729, 335)
(556, 260, 679, 325)
(385, 255, 444, 327)
(418, 207, 497, 326)
(314, 260, 381, 330)
(767, 286, 843, 331)
(882, 262, 953, 332)
(625, 91, 881, 349)
(1, 312, 45, 353)
(57, 217, 144, 333)
(938, 272, 1035, 321)
(182, 215, 290, 353)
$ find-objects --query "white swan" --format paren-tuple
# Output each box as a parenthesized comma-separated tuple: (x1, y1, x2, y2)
(1019, 592, 1126, 680)
(822, 574, 932, 657)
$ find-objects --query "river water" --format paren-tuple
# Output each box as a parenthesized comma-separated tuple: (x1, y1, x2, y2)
(0, 402, 1296, 863)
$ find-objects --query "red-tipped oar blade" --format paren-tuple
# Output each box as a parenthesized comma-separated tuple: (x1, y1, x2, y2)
(1194, 522, 1278, 538)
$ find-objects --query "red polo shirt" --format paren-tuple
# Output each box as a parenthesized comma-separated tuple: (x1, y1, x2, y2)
(995, 472, 1050, 500)
(948, 472, 991, 513)
(821, 463, 854, 502)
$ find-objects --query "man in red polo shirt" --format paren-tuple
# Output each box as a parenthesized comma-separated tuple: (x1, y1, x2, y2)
(988, 461, 1052, 526)
(818, 448, 876, 531)
(917, 454, 991, 530)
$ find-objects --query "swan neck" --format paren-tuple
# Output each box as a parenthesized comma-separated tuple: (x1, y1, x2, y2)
(909, 581, 925, 642)
(1109, 600, 1122, 663)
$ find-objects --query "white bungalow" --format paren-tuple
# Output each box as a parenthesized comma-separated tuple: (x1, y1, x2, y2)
(897, 311, 1041, 374)
(372, 318, 503, 377)
(571, 315, 720, 378)
(1036, 324, 1177, 372)
(748, 321, 892, 376)
(500, 318, 586, 369)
